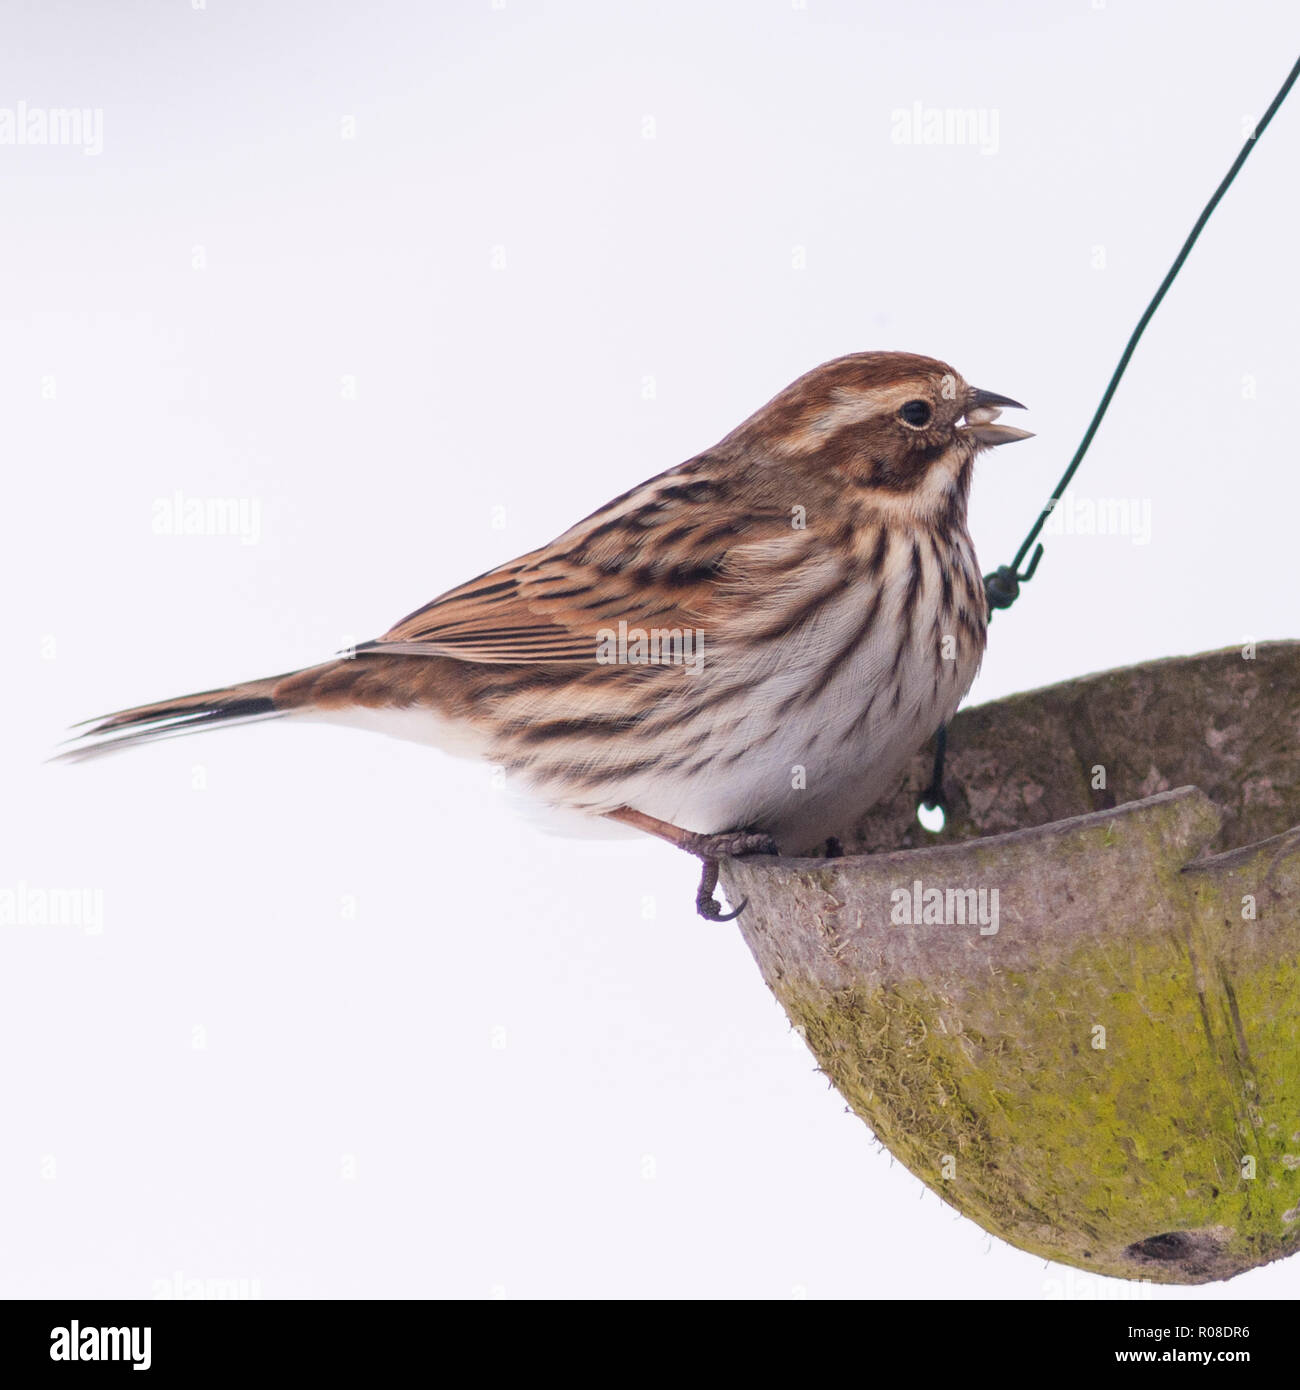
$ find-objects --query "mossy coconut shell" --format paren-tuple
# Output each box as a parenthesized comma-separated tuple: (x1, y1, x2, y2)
(720, 643, 1300, 1283)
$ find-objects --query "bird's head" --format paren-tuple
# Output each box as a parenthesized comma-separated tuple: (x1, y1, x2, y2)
(727, 351, 1031, 522)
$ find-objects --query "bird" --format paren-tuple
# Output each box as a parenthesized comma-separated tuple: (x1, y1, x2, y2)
(61, 351, 1031, 919)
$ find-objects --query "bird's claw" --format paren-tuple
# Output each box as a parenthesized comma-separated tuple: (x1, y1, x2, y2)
(694, 859, 747, 921)
(689, 832, 779, 922)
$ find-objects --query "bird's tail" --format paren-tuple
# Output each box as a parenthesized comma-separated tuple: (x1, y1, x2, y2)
(56, 671, 304, 762)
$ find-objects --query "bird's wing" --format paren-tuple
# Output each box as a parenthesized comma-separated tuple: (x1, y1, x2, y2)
(357, 470, 812, 665)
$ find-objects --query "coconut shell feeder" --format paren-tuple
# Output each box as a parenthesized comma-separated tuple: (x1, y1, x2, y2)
(719, 641, 1300, 1284)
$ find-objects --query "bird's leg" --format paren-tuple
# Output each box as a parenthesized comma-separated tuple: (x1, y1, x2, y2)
(605, 806, 780, 859)
(605, 807, 779, 921)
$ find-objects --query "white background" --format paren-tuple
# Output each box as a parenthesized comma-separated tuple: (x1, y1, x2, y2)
(3, 0, 1298, 1298)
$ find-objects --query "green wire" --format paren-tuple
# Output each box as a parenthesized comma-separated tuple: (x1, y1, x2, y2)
(931, 54, 1300, 819)
(1002, 52, 1300, 583)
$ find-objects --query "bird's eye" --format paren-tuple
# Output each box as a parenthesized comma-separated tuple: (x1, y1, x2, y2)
(899, 400, 932, 427)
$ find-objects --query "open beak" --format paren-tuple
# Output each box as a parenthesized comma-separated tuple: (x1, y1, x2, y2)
(961, 388, 1034, 447)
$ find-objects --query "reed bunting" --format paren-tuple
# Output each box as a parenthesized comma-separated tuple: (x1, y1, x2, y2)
(63, 352, 1030, 918)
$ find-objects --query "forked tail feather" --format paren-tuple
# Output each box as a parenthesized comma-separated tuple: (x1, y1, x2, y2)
(56, 672, 298, 762)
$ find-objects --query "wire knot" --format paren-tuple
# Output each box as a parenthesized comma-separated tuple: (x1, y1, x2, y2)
(983, 566, 1020, 611)
(983, 544, 1044, 615)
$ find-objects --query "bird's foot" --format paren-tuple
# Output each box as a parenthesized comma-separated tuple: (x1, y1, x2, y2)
(682, 829, 779, 922)
(680, 828, 780, 861)
(602, 807, 779, 921)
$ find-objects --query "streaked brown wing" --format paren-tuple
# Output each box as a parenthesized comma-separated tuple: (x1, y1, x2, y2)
(359, 469, 805, 665)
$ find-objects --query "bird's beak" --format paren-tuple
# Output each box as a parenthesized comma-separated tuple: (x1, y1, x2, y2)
(961, 388, 1034, 447)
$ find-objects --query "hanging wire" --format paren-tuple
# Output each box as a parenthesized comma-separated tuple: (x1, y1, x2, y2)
(983, 52, 1300, 615)
(919, 53, 1300, 827)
